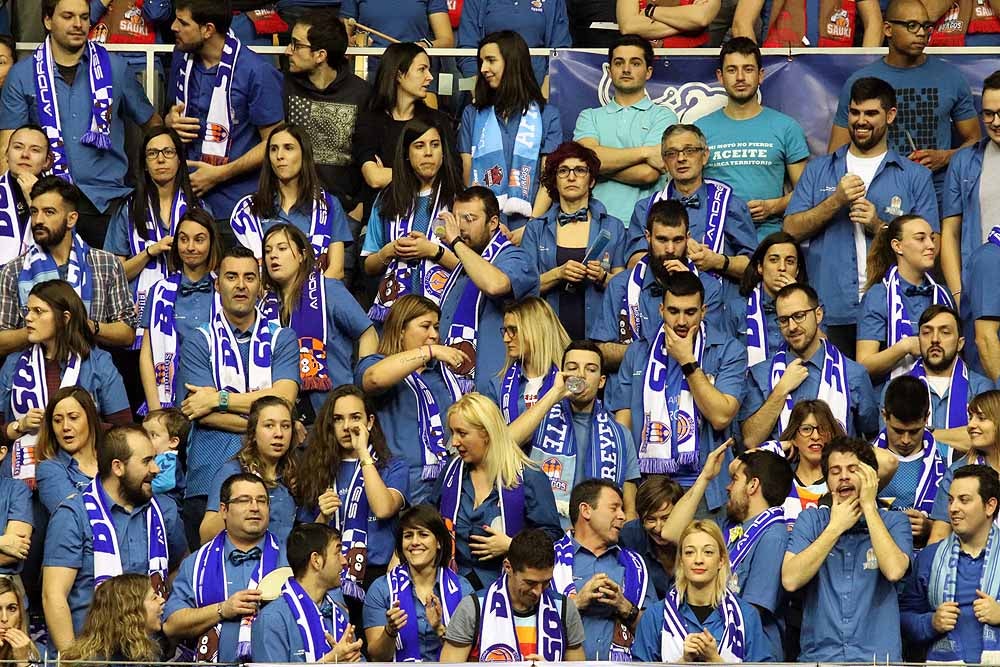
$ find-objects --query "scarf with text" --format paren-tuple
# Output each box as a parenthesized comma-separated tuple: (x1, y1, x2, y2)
(478, 573, 564, 661)
(884, 265, 952, 378)
(910, 357, 971, 431)
(746, 285, 771, 367)
(260, 270, 331, 392)
(770, 339, 850, 435)
(388, 564, 464, 662)
(282, 576, 349, 662)
(148, 273, 183, 407)
(470, 104, 542, 218)
(727, 507, 785, 579)
(0, 172, 28, 265)
(230, 191, 336, 259)
(651, 179, 730, 276)
(402, 369, 450, 480)
(175, 31, 240, 166)
(331, 453, 374, 602)
(200, 310, 276, 393)
(660, 587, 746, 662)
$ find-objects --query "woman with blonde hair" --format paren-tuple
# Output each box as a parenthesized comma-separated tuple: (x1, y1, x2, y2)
(430, 393, 562, 590)
(0, 577, 38, 665)
(632, 520, 770, 662)
(358, 294, 470, 503)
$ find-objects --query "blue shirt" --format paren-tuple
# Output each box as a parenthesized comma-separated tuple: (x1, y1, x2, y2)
(521, 200, 626, 338)
(340, 0, 448, 46)
(573, 96, 677, 224)
(362, 191, 437, 259)
(251, 589, 349, 662)
(355, 354, 457, 506)
(740, 345, 880, 440)
(36, 449, 95, 515)
(632, 594, 772, 662)
(175, 323, 300, 497)
(0, 476, 31, 575)
(785, 146, 938, 326)
(239, 193, 354, 251)
(0, 48, 155, 212)
(605, 327, 747, 507)
(166, 533, 288, 663)
(618, 520, 673, 600)
(961, 240, 1000, 378)
(333, 457, 409, 566)
(437, 244, 539, 393)
(730, 288, 784, 358)
(930, 456, 984, 522)
(429, 464, 563, 590)
(167, 48, 284, 219)
(786, 505, 913, 662)
(362, 569, 476, 661)
(696, 107, 811, 240)
(139, 273, 216, 350)
(728, 513, 788, 660)
(206, 460, 297, 546)
(943, 138, 991, 267)
(44, 488, 187, 633)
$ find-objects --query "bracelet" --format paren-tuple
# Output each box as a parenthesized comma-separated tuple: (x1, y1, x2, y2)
(448, 238, 464, 253)
(425, 345, 433, 363)
(721, 255, 731, 273)
(644, 2, 656, 17)
(433, 245, 446, 262)
(360, 458, 375, 468)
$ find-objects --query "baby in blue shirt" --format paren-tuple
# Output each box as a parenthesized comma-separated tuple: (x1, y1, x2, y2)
(142, 408, 190, 508)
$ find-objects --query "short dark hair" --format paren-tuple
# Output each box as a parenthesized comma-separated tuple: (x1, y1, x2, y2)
(395, 504, 453, 569)
(507, 529, 555, 572)
(99, 425, 148, 478)
(821, 436, 878, 478)
(718, 36, 762, 69)
(220, 245, 259, 265)
(9, 124, 45, 147)
(883, 375, 930, 424)
(299, 9, 348, 69)
(144, 408, 192, 450)
(953, 464, 1000, 517)
(850, 77, 897, 112)
(0, 35, 16, 63)
(561, 339, 605, 374)
(31, 176, 81, 212)
(569, 478, 623, 526)
(220, 472, 267, 505)
(609, 34, 655, 69)
(286, 523, 340, 579)
(636, 475, 684, 519)
(664, 270, 705, 306)
(661, 123, 707, 145)
(775, 282, 820, 309)
(736, 450, 794, 508)
(646, 198, 690, 234)
(918, 303, 960, 330)
(454, 186, 501, 225)
(984, 70, 1000, 94)
(174, 0, 232, 35)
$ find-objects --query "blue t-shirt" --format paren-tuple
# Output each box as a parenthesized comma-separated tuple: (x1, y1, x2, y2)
(0, 476, 31, 575)
(207, 460, 298, 546)
(961, 240, 1000, 377)
(251, 591, 350, 662)
(340, 0, 448, 46)
(139, 273, 216, 350)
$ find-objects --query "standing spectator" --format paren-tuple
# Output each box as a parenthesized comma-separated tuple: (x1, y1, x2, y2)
(342, 0, 454, 50)
(924, 0, 1000, 44)
(0, 125, 53, 265)
(565, 0, 619, 48)
(87, 0, 172, 78)
(0, 441, 31, 576)
(962, 221, 1000, 383)
(615, 0, 721, 48)
(733, 0, 883, 45)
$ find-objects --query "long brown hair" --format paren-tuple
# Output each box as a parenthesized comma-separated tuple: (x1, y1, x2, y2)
(0, 578, 36, 662)
(234, 396, 298, 493)
(36, 385, 101, 463)
(28, 280, 94, 362)
(864, 214, 925, 292)
(252, 123, 324, 220)
(261, 224, 316, 325)
(969, 390, 1000, 458)
(130, 125, 195, 240)
(61, 573, 160, 662)
(377, 294, 440, 357)
(167, 207, 223, 275)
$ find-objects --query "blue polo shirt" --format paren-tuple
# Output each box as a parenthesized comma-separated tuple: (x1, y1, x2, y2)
(740, 345, 879, 441)
(0, 476, 31, 575)
(929, 456, 991, 523)
(340, 0, 448, 47)
(618, 520, 672, 599)
(632, 594, 771, 662)
(437, 244, 539, 393)
(251, 590, 350, 662)
(233, 192, 353, 252)
(961, 240, 1000, 378)
(728, 513, 789, 660)
(330, 458, 409, 566)
(456, 0, 572, 84)
(206, 460, 297, 546)
(0, 48, 155, 213)
(943, 138, 991, 267)
(785, 146, 938, 326)
(605, 327, 747, 509)
(521, 200, 626, 338)
(175, 323, 300, 498)
(696, 107, 811, 240)
(429, 462, 563, 590)
(44, 487, 187, 633)
(167, 48, 284, 220)
(786, 505, 913, 662)
(363, 569, 476, 662)
(900, 538, 989, 663)
(36, 449, 94, 515)
(573, 97, 677, 224)
(355, 355, 457, 506)
(138, 273, 216, 353)
(166, 532, 288, 664)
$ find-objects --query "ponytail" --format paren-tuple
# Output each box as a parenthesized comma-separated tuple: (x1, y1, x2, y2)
(863, 214, 923, 293)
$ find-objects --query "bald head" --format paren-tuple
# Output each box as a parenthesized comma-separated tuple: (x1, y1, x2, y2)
(886, 0, 928, 21)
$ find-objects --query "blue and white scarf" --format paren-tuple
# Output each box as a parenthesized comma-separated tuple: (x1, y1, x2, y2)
(200, 310, 276, 393)
(873, 428, 944, 514)
(910, 357, 971, 433)
(193, 529, 281, 661)
(928, 524, 1000, 663)
(470, 104, 542, 218)
(282, 576, 349, 662)
(746, 285, 770, 367)
(499, 362, 557, 425)
(619, 256, 648, 344)
(727, 507, 785, 577)
(0, 172, 29, 264)
(552, 533, 646, 660)
(175, 31, 240, 166)
(34, 37, 114, 179)
(439, 456, 525, 560)
(331, 452, 373, 602)
(387, 564, 464, 662)
(884, 265, 952, 378)
(660, 587, 746, 662)
(9, 346, 80, 485)
(640, 323, 706, 474)
(148, 273, 183, 407)
(230, 191, 336, 259)
(770, 339, 850, 435)
(18, 233, 94, 314)
(478, 573, 563, 661)
(403, 370, 449, 480)
(652, 179, 731, 274)
(260, 270, 331, 393)
(440, 230, 511, 395)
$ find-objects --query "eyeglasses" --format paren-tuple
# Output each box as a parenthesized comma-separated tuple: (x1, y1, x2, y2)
(226, 495, 270, 507)
(797, 424, 831, 438)
(662, 146, 705, 161)
(500, 325, 519, 338)
(557, 165, 590, 178)
(289, 38, 314, 51)
(776, 308, 818, 328)
(886, 19, 935, 33)
(983, 109, 1000, 124)
(145, 147, 178, 160)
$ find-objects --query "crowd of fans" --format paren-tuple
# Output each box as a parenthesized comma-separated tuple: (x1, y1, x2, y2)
(0, 0, 999, 663)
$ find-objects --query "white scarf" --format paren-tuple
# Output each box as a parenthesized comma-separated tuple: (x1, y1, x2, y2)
(0, 172, 28, 265)
(884, 265, 952, 379)
(771, 339, 850, 434)
(199, 309, 276, 393)
(175, 31, 241, 166)
(745, 285, 769, 367)
(478, 573, 563, 661)
(660, 588, 746, 662)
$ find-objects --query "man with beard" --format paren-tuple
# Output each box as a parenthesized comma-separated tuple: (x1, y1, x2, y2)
(0, 176, 137, 356)
(741, 283, 878, 447)
(0, 0, 160, 249)
(435, 186, 538, 393)
(165, 473, 288, 663)
(0, 125, 53, 265)
(42, 425, 188, 650)
(695, 38, 810, 241)
(595, 199, 731, 368)
(785, 77, 937, 356)
(573, 35, 677, 224)
(658, 445, 794, 660)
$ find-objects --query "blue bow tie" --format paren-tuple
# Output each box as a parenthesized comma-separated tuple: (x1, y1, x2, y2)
(180, 281, 213, 297)
(229, 547, 262, 566)
(904, 284, 934, 297)
(557, 208, 589, 226)
(678, 194, 701, 209)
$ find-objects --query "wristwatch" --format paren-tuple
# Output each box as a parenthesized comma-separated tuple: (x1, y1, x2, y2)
(681, 361, 700, 377)
(218, 390, 230, 412)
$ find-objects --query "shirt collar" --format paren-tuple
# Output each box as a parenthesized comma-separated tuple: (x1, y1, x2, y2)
(570, 534, 621, 558)
(604, 95, 654, 113)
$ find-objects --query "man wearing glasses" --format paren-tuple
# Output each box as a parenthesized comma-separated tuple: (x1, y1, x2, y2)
(740, 283, 878, 448)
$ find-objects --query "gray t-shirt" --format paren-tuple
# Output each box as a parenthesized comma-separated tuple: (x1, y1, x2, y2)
(980, 141, 1000, 245)
(444, 593, 585, 649)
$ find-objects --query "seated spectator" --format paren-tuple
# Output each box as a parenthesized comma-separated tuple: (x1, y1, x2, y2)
(0, 578, 39, 666)
(962, 222, 1000, 383)
(231, 124, 352, 279)
(430, 393, 562, 591)
(357, 295, 467, 504)
(251, 523, 363, 663)
(362, 504, 475, 661)
(0, 0, 161, 249)
(42, 425, 187, 650)
(733, 0, 882, 45)
(142, 407, 190, 505)
(163, 472, 286, 663)
(0, 124, 52, 265)
(632, 520, 771, 662)
(615, 0, 721, 48)
(362, 118, 462, 324)
(620, 477, 682, 599)
(458, 32, 563, 240)
(0, 442, 31, 575)
(260, 224, 376, 415)
(439, 528, 586, 661)
(343, 0, 454, 51)
(138, 208, 222, 412)
(1, 281, 130, 489)
(202, 397, 298, 546)
(522, 142, 626, 340)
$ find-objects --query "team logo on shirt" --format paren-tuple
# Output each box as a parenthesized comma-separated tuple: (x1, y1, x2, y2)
(826, 9, 852, 37)
(884, 195, 904, 218)
(530, 0, 544, 10)
(482, 645, 520, 662)
(863, 547, 879, 570)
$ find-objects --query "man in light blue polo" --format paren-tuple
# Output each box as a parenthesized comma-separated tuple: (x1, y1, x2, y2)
(782, 437, 913, 662)
(573, 34, 676, 225)
(962, 224, 1000, 384)
(0, 0, 160, 249)
(785, 76, 937, 356)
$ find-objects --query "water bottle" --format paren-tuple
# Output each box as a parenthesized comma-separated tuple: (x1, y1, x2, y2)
(566, 376, 586, 394)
